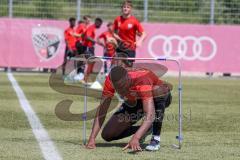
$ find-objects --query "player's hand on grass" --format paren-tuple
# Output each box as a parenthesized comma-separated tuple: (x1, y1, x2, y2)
(123, 136, 142, 152)
(86, 137, 96, 149)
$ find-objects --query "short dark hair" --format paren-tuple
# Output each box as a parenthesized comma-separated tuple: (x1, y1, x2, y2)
(95, 17, 103, 24)
(69, 17, 76, 22)
(122, 0, 133, 8)
(109, 66, 128, 84)
(78, 20, 84, 24)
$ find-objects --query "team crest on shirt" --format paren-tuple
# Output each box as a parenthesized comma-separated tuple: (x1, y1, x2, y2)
(32, 26, 63, 62)
(128, 23, 133, 29)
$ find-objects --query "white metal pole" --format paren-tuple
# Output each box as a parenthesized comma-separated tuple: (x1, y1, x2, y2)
(144, 0, 148, 22)
(9, 0, 13, 18)
(210, 0, 215, 24)
(77, 0, 81, 21)
(83, 83, 87, 145)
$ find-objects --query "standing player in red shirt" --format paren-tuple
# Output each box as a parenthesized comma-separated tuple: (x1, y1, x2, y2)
(82, 17, 103, 55)
(62, 17, 77, 76)
(97, 22, 118, 74)
(113, 0, 147, 67)
(86, 63, 172, 151)
(73, 16, 91, 81)
(81, 17, 103, 83)
(75, 15, 91, 55)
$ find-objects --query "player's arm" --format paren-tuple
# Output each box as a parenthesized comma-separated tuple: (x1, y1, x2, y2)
(86, 36, 96, 44)
(64, 31, 72, 51)
(96, 34, 105, 47)
(135, 98, 155, 139)
(135, 19, 147, 47)
(152, 81, 173, 98)
(113, 33, 122, 41)
(123, 98, 155, 151)
(73, 27, 87, 38)
(112, 18, 122, 41)
(86, 96, 112, 149)
(135, 31, 147, 47)
(83, 28, 96, 44)
(71, 32, 83, 38)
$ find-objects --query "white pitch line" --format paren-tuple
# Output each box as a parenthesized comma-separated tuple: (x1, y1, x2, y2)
(7, 73, 62, 160)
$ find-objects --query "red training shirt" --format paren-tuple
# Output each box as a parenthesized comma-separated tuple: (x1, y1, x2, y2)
(113, 15, 144, 50)
(83, 24, 96, 48)
(64, 27, 77, 50)
(102, 68, 164, 101)
(98, 31, 116, 57)
(75, 23, 86, 43)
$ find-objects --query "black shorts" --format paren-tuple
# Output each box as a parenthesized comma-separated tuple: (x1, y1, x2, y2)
(116, 48, 136, 67)
(82, 46, 95, 59)
(64, 47, 77, 62)
(114, 93, 172, 124)
(75, 41, 85, 55)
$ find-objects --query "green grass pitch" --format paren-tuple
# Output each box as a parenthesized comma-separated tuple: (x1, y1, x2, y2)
(0, 72, 240, 160)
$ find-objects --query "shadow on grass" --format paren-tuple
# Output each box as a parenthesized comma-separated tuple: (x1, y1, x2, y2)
(96, 142, 126, 148)
(97, 143, 149, 155)
(60, 140, 126, 148)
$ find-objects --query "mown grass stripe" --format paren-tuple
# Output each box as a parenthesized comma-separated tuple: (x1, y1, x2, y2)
(7, 72, 62, 160)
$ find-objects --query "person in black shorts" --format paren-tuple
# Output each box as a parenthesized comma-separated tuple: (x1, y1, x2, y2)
(86, 65, 172, 151)
(113, 0, 147, 67)
(72, 16, 91, 80)
(63, 17, 77, 77)
(80, 18, 103, 82)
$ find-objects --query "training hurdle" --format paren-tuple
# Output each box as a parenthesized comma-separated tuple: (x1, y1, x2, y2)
(70, 56, 183, 149)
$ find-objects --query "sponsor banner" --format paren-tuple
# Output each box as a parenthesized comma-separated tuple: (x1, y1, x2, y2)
(137, 23, 240, 73)
(0, 18, 240, 72)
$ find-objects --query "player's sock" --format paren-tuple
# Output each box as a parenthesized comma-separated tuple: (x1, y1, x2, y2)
(145, 97, 166, 151)
(153, 135, 160, 141)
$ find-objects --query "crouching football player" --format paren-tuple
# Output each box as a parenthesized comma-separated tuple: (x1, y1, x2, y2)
(86, 65, 172, 151)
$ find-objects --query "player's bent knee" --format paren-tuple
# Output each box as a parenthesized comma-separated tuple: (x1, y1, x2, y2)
(101, 131, 114, 142)
(165, 93, 172, 108)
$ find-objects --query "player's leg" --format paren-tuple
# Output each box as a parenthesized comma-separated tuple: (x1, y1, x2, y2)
(125, 50, 136, 67)
(146, 93, 172, 151)
(104, 61, 108, 74)
(103, 51, 108, 74)
(116, 41, 136, 67)
(74, 42, 85, 81)
(76, 41, 86, 74)
(84, 47, 95, 82)
(101, 114, 138, 142)
(62, 46, 69, 76)
(101, 101, 144, 142)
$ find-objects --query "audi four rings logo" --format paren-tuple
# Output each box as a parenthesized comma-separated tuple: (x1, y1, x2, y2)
(148, 35, 217, 61)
